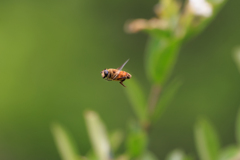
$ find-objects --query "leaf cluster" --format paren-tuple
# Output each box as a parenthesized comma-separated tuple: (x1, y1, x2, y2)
(50, 0, 229, 159)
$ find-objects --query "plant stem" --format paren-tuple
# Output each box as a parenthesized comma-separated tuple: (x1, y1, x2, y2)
(147, 84, 161, 116)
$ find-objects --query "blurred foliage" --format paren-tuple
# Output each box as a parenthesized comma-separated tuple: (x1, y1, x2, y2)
(152, 78, 182, 122)
(51, 123, 81, 160)
(1, 0, 240, 160)
(124, 77, 148, 125)
(233, 47, 240, 73)
(193, 108, 240, 160)
(144, 36, 180, 85)
(126, 122, 148, 158)
(50, 0, 236, 160)
(194, 118, 220, 160)
(165, 150, 193, 160)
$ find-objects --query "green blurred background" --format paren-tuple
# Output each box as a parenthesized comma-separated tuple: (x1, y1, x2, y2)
(0, 0, 240, 159)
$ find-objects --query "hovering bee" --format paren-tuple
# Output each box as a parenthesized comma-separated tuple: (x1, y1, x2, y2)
(101, 59, 132, 87)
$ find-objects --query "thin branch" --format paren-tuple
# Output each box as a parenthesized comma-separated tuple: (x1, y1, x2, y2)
(147, 84, 161, 115)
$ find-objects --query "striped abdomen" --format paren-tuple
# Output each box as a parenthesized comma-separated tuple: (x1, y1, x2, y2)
(115, 71, 131, 81)
(107, 69, 131, 81)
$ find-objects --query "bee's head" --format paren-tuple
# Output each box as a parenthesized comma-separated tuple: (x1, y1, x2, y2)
(101, 69, 108, 78)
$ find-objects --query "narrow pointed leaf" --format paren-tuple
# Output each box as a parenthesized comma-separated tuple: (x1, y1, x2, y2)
(84, 110, 111, 160)
(51, 123, 81, 160)
(145, 36, 180, 85)
(152, 78, 182, 121)
(126, 122, 148, 158)
(124, 77, 148, 124)
(194, 119, 220, 160)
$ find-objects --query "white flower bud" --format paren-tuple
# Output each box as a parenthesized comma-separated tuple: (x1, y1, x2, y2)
(189, 0, 213, 17)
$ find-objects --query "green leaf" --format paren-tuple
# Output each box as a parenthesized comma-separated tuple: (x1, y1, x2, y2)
(124, 77, 148, 124)
(236, 108, 240, 146)
(126, 122, 148, 158)
(109, 129, 124, 152)
(144, 29, 172, 39)
(140, 151, 158, 160)
(233, 47, 240, 73)
(165, 149, 193, 160)
(51, 123, 81, 160)
(219, 145, 239, 160)
(115, 154, 130, 160)
(152, 78, 182, 122)
(145, 36, 180, 85)
(86, 151, 98, 160)
(194, 118, 220, 160)
(84, 110, 111, 160)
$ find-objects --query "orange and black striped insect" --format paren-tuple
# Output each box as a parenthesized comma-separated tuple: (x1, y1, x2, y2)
(101, 59, 131, 87)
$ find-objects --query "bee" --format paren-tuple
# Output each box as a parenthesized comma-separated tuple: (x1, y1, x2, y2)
(101, 59, 132, 87)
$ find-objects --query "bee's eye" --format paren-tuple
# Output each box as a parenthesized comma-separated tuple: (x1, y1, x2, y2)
(104, 70, 108, 76)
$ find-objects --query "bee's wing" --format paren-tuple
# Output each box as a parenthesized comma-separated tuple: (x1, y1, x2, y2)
(117, 59, 129, 71)
(113, 59, 129, 80)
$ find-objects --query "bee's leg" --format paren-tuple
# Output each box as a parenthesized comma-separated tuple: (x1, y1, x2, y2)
(105, 73, 112, 81)
(105, 77, 112, 81)
(104, 77, 112, 81)
(105, 78, 112, 81)
(120, 79, 126, 87)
